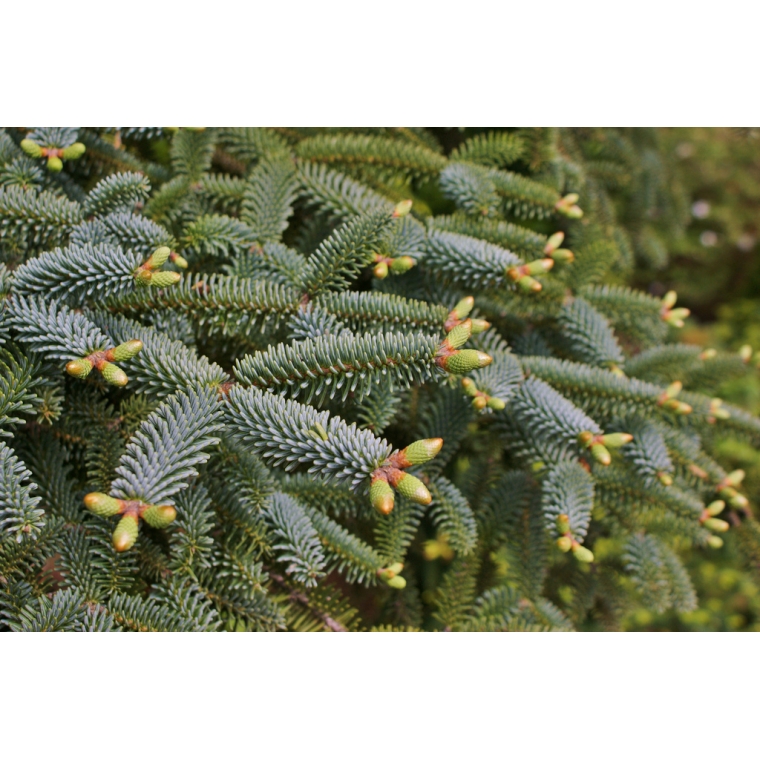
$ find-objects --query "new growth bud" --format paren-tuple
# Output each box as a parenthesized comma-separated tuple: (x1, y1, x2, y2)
(390, 256, 416, 273)
(446, 319, 473, 349)
(47, 156, 63, 172)
(110, 340, 143, 362)
(370, 477, 395, 515)
(142, 505, 178, 529)
(572, 543, 594, 563)
(399, 438, 444, 466)
(600, 433, 633, 448)
(100, 362, 128, 387)
(392, 199, 413, 218)
(65, 358, 93, 379)
(61, 142, 86, 160)
(150, 271, 182, 288)
(703, 518, 729, 533)
(439, 350, 493, 374)
(84, 492, 123, 517)
(387, 469, 432, 505)
(740, 345, 753, 363)
(113, 514, 139, 552)
(452, 296, 475, 321)
(20, 139, 43, 158)
(373, 261, 389, 279)
(544, 231, 564, 254)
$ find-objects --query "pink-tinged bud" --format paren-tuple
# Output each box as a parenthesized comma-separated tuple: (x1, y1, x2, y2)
(84, 492, 123, 517)
(370, 478, 395, 515)
(170, 252, 188, 269)
(706, 500, 726, 516)
(440, 350, 493, 374)
(390, 256, 416, 274)
(150, 271, 182, 288)
(472, 396, 488, 410)
(572, 543, 594, 562)
(446, 319, 473, 349)
(113, 514, 139, 552)
(590, 443, 611, 466)
(110, 340, 143, 362)
(710, 398, 730, 420)
(399, 438, 444, 466)
(392, 199, 413, 218)
(66, 358, 94, 379)
(550, 248, 575, 263)
(144, 246, 172, 270)
(661, 290, 678, 309)
(470, 318, 491, 334)
(740, 345, 753, 363)
(544, 231, 565, 254)
(667, 381, 683, 398)
(517, 275, 542, 293)
(461, 378, 479, 397)
(61, 142, 86, 160)
(556, 536, 572, 552)
(452, 296, 474, 320)
(556, 514, 571, 534)
(725, 469, 746, 487)
(142, 505, 177, 529)
(373, 261, 389, 279)
(523, 258, 554, 276)
(600, 433, 633, 448)
(20, 139, 43, 158)
(388, 470, 432, 505)
(700, 348, 717, 360)
(664, 308, 690, 327)
(100, 362, 128, 387)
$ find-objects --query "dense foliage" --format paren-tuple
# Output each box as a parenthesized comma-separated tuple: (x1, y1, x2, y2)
(1, 126, 759, 632)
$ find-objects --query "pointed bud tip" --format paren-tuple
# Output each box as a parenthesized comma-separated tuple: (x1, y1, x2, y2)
(392, 199, 413, 218)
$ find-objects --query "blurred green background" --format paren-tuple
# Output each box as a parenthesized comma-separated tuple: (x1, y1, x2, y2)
(624, 128, 760, 630)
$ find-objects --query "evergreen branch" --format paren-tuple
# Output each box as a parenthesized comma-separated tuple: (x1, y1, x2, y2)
(12, 242, 144, 303)
(295, 134, 447, 181)
(556, 296, 624, 368)
(70, 212, 176, 258)
(241, 157, 298, 242)
(424, 229, 521, 289)
(8, 294, 110, 361)
(266, 492, 326, 586)
(0, 442, 44, 540)
(0, 346, 40, 435)
(428, 214, 549, 260)
(450, 131, 525, 168)
(233, 330, 444, 402)
(0, 186, 83, 250)
(110, 387, 224, 506)
(301, 211, 395, 297)
(428, 476, 477, 555)
(183, 214, 257, 259)
(103, 274, 302, 340)
(84, 172, 151, 217)
(296, 161, 394, 221)
(224, 385, 393, 490)
(307, 505, 383, 585)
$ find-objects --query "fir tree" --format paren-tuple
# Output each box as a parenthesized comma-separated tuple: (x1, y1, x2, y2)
(1, 125, 758, 632)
